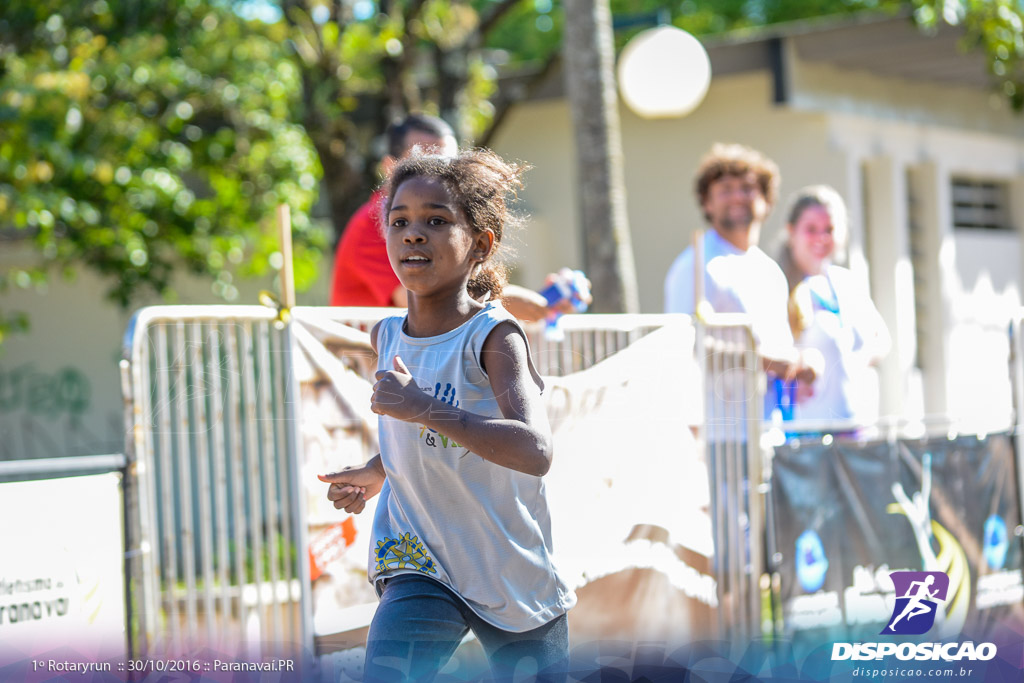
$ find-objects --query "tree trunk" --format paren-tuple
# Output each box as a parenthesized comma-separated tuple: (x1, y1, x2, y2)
(562, 0, 639, 314)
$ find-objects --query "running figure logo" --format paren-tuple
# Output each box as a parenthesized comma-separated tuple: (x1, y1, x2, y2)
(881, 571, 949, 635)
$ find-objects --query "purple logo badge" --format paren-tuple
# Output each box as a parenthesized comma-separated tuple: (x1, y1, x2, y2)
(881, 571, 948, 635)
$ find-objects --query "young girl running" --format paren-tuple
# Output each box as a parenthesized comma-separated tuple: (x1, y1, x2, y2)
(320, 149, 575, 682)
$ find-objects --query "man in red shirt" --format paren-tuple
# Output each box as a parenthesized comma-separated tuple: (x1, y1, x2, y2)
(330, 114, 457, 308)
(330, 113, 589, 320)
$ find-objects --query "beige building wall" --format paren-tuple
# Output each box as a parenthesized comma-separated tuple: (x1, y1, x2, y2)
(1, 261, 131, 460)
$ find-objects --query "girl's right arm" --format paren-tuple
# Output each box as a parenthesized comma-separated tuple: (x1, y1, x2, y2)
(318, 319, 387, 515)
(319, 455, 386, 514)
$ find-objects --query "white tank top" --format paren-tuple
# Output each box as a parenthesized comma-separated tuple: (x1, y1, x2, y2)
(370, 301, 575, 631)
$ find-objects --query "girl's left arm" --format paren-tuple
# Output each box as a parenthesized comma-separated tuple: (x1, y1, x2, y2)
(371, 321, 553, 476)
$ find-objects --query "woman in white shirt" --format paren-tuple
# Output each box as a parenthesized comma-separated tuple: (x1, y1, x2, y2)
(776, 185, 891, 427)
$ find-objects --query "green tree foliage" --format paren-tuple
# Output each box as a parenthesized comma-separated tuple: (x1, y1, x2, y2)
(489, 0, 1024, 109)
(486, 0, 901, 66)
(0, 0, 538, 344)
(0, 0, 325, 323)
(911, 0, 1024, 109)
(278, 0, 527, 242)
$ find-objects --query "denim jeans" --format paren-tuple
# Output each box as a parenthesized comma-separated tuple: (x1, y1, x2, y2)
(363, 574, 568, 683)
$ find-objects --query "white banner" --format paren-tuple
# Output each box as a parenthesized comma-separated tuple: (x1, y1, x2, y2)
(542, 324, 717, 643)
(0, 473, 126, 661)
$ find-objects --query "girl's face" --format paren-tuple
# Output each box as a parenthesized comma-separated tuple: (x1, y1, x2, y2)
(386, 176, 493, 298)
(788, 204, 835, 276)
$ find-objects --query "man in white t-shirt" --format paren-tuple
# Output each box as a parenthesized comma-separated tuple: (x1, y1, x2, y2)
(665, 142, 818, 383)
(666, 144, 820, 611)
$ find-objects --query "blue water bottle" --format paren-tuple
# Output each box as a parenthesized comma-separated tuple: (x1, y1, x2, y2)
(774, 377, 797, 422)
(539, 268, 590, 340)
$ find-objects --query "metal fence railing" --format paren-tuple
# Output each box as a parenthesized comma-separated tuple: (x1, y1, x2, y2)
(697, 314, 764, 642)
(1009, 311, 1024, 527)
(121, 306, 310, 659)
(527, 313, 680, 376)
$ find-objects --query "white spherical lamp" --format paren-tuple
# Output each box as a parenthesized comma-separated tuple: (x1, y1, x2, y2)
(617, 25, 712, 119)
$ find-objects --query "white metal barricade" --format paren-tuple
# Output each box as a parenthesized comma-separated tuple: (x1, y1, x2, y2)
(528, 313, 680, 376)
(121, 306, 311, 659)
(697, 314, 765, 642)
(1010, 312, 1024, 527)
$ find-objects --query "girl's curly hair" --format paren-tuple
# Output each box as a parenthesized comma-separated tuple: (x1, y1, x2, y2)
(382, 148, 530, 299)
